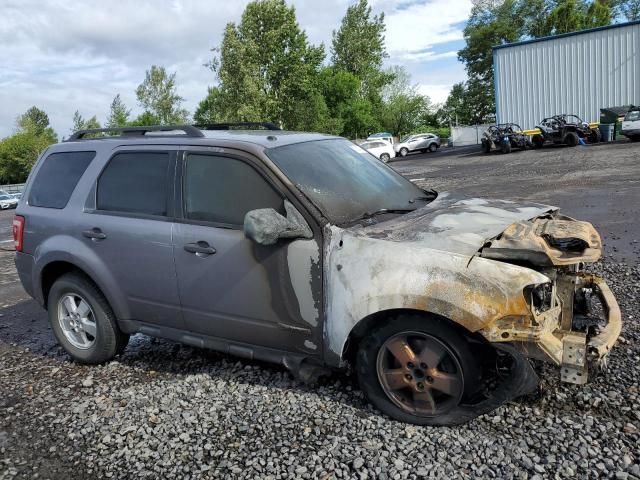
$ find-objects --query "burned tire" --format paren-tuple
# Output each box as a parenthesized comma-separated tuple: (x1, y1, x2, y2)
(356, 314, 481, 426)
(532, 135, 545, 149)
(590, 128, 602, 144)
(501, 141, 512, 154)
(564, 132, 579, 147)
(48, 273, 129, 364)
(482, 140, 491, 154)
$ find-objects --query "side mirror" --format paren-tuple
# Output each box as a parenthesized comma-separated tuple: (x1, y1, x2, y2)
(244, 200, 313, 246)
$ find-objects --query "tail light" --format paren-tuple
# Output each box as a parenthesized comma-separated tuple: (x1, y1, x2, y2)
(13, 215, 25, 252)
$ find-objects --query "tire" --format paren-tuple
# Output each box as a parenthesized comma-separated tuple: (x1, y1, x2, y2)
(428, 143, 438, 153)
(564, 131, 579, 147)
(501, 141, 512, 154)
(532, 135, 544, 149)
(48, 273, 129, 364)
(380, 153, 390, 163)
(356, 314, 481, 426)
(399, 147, 409, 157)
(631, 136, 640, 142)
(482, 140, 491, 154)
(590, 128, 601, 144)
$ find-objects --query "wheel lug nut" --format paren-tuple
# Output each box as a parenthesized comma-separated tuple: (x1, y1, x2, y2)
(407, 362, 414, 369)
(416, 383, 424, 390)
(420, 363, 427, 369)
(404, 374, 412, 381)
(426, 376, 434, 384)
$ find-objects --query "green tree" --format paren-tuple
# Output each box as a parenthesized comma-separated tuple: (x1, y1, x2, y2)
(136, 65, 189, 124)
(380, 66, 427, 137)
(0, 133, 52, 184)
(617, 0, 640, 19)
(193, 87, 223, 124)
(210, 0, 326, 129)
(331, 0, 389, 96)
(17, 106, 51, 136)
(106, 94, 131, 128)
(71, 111, 101, 133)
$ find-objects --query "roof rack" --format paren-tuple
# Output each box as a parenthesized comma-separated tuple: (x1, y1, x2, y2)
(66, 125, 205, 141)
(195, 122, 281, 131)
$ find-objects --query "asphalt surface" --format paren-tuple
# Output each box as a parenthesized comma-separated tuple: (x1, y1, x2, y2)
(0, 141, 639, 479)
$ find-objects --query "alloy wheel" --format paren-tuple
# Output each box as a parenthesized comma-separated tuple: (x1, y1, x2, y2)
(57, 294, 97, 350)
(376, 331, 464, 417)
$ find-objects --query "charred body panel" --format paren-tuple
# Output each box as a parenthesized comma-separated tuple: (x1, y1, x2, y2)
(532, 114, 601, 147)
(327, 194, 620, 386)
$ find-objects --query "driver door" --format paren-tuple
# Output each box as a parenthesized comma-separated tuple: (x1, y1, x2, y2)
(172, 149, 323, 355)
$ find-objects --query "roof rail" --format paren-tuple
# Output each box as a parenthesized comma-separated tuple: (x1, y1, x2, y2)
(66, 125, 205, 141)
(195, 122, 281, 131)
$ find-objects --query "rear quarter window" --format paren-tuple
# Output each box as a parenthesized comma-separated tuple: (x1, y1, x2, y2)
(28, 151, 96, 209)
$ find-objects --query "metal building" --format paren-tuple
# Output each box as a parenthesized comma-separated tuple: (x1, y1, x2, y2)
(493, 21, 640, 129)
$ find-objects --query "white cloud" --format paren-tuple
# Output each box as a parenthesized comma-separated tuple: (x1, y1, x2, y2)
(0, 0, 469, 138)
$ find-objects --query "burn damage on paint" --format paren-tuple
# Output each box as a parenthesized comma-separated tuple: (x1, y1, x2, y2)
(320, 193, 620, 407)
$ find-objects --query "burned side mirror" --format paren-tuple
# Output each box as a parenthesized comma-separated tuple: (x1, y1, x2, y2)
(244, 200, 313, 246)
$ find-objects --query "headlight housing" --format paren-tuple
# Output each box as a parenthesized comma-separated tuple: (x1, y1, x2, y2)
(525, 282, 554, 314)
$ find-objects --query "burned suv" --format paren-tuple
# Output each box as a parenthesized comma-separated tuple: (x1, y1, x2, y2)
(14, 124, 620, 425)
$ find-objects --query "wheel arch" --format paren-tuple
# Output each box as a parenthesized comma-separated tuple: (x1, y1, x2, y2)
(339, 308, 485, 367)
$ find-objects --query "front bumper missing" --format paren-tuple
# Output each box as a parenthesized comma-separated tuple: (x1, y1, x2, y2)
(481, 274, 621, 385)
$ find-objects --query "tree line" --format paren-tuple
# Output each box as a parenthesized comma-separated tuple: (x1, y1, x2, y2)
(2, 0, 635, 183)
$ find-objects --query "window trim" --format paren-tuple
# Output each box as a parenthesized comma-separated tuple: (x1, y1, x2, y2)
(89, 149, 177, 221)
(178, 150, 286, 230)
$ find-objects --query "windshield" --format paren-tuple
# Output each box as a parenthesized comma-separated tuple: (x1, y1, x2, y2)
(0, 195, 10, 200)
(267, 138, 431, 224)
(625, 110, 640, 121)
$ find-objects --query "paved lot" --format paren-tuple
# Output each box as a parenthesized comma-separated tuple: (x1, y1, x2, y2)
(0, 142, 639, 479)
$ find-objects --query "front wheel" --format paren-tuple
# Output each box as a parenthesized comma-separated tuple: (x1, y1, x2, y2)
(564, 131, 579, 147)
(380, 153, 391, 163)
(501, 141, 512, 154)
(399, 147, 409, 157)
(356, 314, 480, 425)
(532, 135, 544, 149)
(48, 273, 129, 364)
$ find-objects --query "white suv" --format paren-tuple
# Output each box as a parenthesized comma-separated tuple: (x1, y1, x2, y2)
(622, 108, 640, 141)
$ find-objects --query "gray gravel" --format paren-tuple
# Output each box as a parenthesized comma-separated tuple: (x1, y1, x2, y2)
(1, 261, 639, 479)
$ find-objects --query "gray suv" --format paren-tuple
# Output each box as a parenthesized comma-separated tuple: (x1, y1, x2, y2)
(14, 124, 620, 425)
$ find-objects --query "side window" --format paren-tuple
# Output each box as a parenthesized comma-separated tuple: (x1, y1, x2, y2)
(28, 151, 96, 209)
(184, 154, 283, 226)
(97, 152, 170, 216)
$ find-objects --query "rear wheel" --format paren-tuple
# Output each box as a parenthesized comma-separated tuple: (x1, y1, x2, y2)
(356, 314, 480, 425)
(399, 147, 409, 157)
(590, 128, 601, 144)
(428, 143, 438, 153)
(48, 273, 129, 364)
(380, 153, 391, 163)
(482, 139, 492, 154)
(564, 131, 579, 147)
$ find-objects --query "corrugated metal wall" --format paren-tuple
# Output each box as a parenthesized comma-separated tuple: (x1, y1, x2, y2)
(494, 22, 640, 129)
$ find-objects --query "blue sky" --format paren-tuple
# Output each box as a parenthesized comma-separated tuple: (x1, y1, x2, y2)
(0, 0, 472, 138)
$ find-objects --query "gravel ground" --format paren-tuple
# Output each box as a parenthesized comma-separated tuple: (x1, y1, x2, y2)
(1, 144, 640, 479)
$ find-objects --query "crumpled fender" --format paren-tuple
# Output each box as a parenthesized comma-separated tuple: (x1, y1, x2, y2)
(323, 226, 549, 364)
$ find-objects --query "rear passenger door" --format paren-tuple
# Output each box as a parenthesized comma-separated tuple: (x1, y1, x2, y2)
(80, 146, 182, 329)
(172, 148, 322, 354)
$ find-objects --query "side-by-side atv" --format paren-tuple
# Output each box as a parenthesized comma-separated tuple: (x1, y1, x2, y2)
(532, 114, 601, 148)
(481, 123, 527, 154)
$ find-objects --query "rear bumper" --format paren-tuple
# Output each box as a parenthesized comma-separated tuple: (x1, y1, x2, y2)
(14, 251, 36, 300)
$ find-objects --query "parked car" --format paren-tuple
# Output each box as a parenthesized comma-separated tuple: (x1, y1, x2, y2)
(481, 124, 527, 154)
(394, 133, 440, 157)
(532, 114, 601, 148)
(14, 124, 620, 426)
(621, 107, 640, 141)
(367, 132, 394, 145)
(0, 194, 18, 209)
(359, 140, 396, 163)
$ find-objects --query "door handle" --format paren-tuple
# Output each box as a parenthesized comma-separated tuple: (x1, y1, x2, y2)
(82, 228, 107, 240)
(184, 241, 216, 256)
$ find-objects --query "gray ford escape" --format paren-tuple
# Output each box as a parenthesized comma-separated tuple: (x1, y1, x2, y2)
(14, 124, 621, 425)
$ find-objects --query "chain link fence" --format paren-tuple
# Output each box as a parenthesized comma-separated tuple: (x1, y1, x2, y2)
(0, 183, 25, 194)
